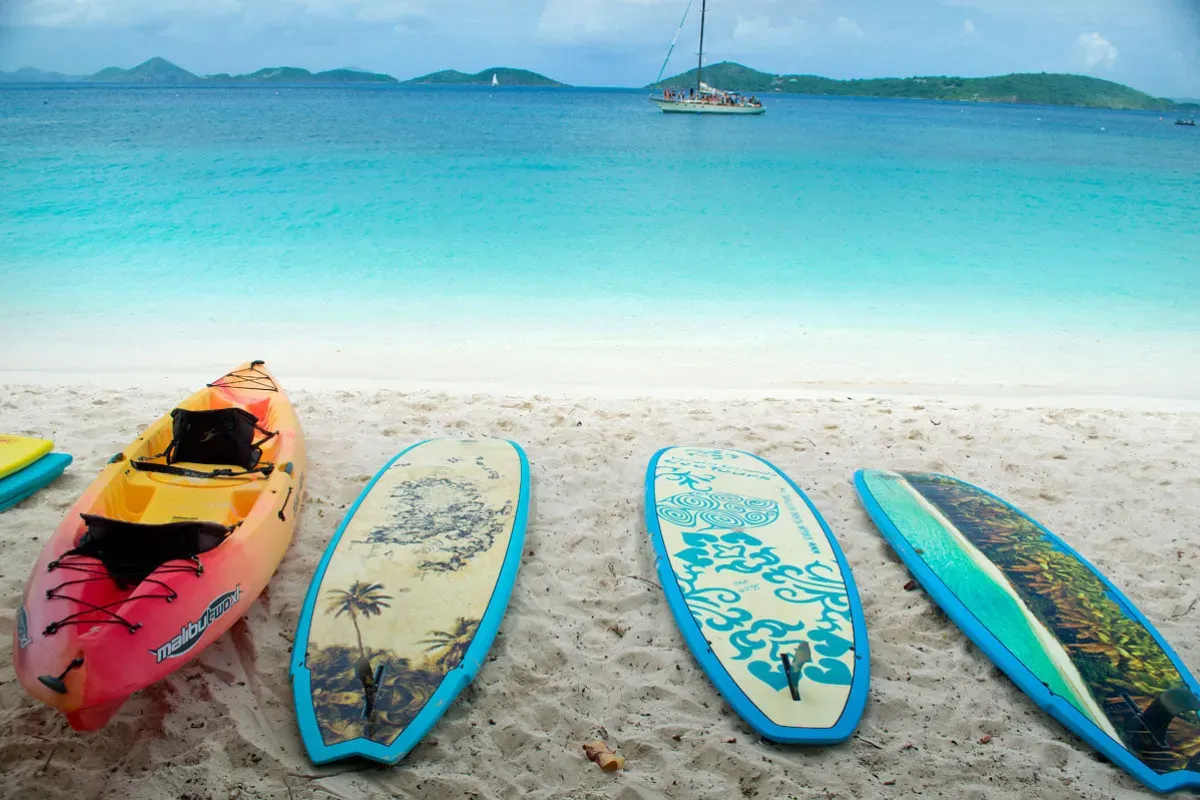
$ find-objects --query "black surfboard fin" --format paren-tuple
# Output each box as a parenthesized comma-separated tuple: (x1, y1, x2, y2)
(780, 642, 812, 702)
(1121, 687, 1200, 749)
(357, 657, 387, 719)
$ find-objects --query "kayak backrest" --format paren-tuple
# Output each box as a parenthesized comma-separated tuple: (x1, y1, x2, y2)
(167, 408, 264, 471)
(73, 514, 234, 588)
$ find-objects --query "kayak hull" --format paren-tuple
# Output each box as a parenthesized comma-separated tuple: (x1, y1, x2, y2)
(13, 362, 307, 730)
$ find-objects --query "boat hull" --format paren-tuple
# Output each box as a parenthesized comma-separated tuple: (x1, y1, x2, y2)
(652, 98, 765, 115)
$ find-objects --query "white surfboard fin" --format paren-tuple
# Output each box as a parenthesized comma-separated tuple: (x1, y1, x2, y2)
(780, 641, 812, 701)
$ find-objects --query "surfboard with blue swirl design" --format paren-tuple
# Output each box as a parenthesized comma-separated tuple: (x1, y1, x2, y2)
(645, 447, 869, 743)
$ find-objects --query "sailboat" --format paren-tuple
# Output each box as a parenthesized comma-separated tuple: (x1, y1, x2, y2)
(650, 0, 764, 115)
(492, 73, 500, 87)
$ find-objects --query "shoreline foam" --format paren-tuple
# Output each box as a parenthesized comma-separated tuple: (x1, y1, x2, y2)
(3, 321, 1199, 404)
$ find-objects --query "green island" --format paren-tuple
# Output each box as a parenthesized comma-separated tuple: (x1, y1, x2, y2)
(0, 57, 398, 85)
(402, 68, 565, 87)
(0, 66, 75, 83)
(206, 66, 397, 84)
(0, 58, 565, 87)
(651, 61, 1198, 112)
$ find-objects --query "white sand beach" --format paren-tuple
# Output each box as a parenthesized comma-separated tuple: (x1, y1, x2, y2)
(2, 367, 1199, 799)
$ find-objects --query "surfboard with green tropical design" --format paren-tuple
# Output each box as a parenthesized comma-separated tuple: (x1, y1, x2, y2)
(291, 438, 530, 765)
(855, 470, 1200, 794)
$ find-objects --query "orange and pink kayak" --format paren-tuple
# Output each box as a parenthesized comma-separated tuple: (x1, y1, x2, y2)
(13, 361, 306, 730)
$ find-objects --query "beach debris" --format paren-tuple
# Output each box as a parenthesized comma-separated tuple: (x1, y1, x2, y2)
(883, 779, 896, 786)
(725, 737, 737, 744)
(582, 740, 625, 771)
(978, 734, 993, 744)
(903, 579, 918, 591)
(1172, 597, 1199, 619)
(624, 574, 662, 591)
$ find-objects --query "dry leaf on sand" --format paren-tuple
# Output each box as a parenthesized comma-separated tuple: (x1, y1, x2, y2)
(582, 741, 625, 771)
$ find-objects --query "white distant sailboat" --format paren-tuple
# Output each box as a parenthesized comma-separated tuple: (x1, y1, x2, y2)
(492, 73, 500, 87)
(651, 0, 764, 115)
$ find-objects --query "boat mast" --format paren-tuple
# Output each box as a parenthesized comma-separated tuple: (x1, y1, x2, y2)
(696, 0, 706, 93)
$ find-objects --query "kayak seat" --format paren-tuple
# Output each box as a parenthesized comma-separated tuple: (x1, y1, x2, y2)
(165, 407, 264, 469)
(65, 514, 234, 589)
(131, 408, 276, 480)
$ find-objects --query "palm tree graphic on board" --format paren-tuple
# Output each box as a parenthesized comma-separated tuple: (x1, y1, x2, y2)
(326, 581, 394, 666)
(420, 617, 480, 670)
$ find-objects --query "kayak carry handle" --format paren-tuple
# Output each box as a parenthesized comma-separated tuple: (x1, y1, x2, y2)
(38, 657, 84, 695)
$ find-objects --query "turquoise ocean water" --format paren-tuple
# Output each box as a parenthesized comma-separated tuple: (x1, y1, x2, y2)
(2, 85, 1198, 339)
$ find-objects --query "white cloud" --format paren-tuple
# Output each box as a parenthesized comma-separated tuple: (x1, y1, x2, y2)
(936, 0, 1165, 28)
(1073, 32, 1118, 70)
(733, 14, 804, 49)
(8, 0, 241, 28)
(963, 19, 975, 37)
(834, 16, 864, 40)
(940, 0, 1128, 15)
(351, 0, 425, 25)
(6, 0, 429, 28)
(535, 0, 674, 45)
(536, 0, 609, 43)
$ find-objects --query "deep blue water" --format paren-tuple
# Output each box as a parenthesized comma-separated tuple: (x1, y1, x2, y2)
(2, 85, 1197, 335)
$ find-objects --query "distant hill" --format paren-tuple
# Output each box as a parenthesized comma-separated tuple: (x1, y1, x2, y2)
(206, 66, 397, 84)
(0, 58, 398, 85)
(650, 62, 1182, 112)
(0, 67, 75, 83)
(404, 67, 565, 87)
(90, 57, 199, 83)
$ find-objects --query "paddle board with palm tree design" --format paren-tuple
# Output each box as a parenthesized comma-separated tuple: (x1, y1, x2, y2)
(291, 438, 530, 765)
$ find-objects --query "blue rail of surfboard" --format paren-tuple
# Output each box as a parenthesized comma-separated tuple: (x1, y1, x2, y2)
(290, 438, 531, 765)
(0, 452, 72, 513)
(853, 469, 1200, 795)
(644, 447, 870, 744)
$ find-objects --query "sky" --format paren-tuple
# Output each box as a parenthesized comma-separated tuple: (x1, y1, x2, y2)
(0, 0, 1197, 97)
